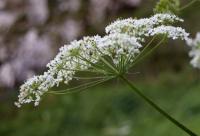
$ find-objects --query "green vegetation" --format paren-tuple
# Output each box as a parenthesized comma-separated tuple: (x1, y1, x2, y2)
(154, 0, 180, 14)
(0, 68, 199, 136)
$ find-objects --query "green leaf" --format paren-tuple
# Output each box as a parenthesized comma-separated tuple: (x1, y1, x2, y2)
(154, 0, 180, 14)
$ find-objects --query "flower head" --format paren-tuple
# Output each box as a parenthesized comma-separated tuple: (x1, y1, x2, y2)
(15, 13, 189, 107)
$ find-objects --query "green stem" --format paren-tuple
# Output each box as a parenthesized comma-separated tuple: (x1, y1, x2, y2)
(100, 57, 119, 75)
(132, 36, 156, 63)
(130, 35, 166, 68)
(48, 77, 113, 94)
(179, 0, 199, 11)
(120, 75, 198, 136)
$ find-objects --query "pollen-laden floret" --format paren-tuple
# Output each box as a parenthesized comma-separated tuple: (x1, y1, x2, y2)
(186, 32, 200, 68)
(148, 25, 189, 40)
(105, 13, 183, 41)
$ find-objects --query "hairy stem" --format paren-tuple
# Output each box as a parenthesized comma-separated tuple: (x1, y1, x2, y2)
(120, 75, 198, 136)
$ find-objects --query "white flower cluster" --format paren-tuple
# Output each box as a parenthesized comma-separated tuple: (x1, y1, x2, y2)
(15, 13, 189, 107)
(186, 32, 200, 68)
(15, 34, 142, 107)
(105, 13, 185, 41)
(99, 33, 141, 65)
(148, 26, 189, 40)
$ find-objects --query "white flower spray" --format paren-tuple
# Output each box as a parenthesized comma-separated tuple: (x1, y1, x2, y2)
(15, 13, 189, 107)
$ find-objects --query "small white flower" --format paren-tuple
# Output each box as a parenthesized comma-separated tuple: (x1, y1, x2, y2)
(186, 32, 200, 68)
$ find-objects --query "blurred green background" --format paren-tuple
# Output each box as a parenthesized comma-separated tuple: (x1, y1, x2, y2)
(0, 0, 200, 136)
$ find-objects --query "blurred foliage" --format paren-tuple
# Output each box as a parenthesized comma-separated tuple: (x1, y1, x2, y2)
(0, 68, 200, 136)
(154, 0, 180, 14)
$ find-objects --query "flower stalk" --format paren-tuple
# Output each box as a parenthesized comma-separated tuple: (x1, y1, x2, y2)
(130, 35, 166, 68)
(179, 0, 199, 11)
(119, 75, 198, 136)
(94, 53, 198, 136)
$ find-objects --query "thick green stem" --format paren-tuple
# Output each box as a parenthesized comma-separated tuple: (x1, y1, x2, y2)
(120, 75, 198, 136)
